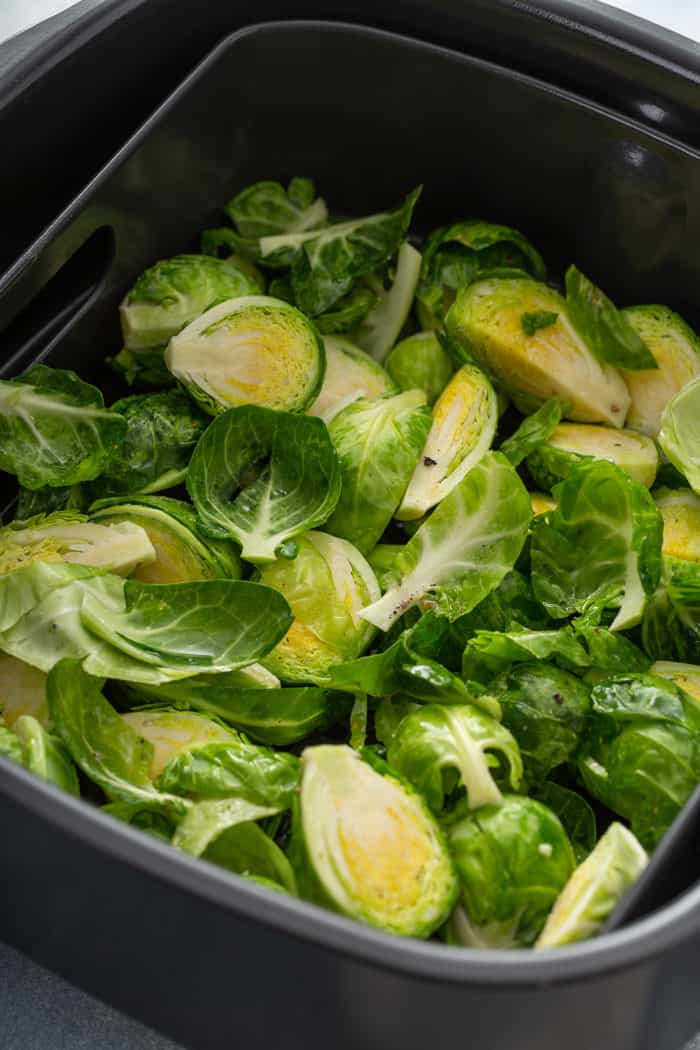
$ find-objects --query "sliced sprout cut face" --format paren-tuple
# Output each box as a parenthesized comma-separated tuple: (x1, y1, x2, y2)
(536, 822, 647, 948)
(0, 514, 156, 578)
(659, 375, 700, 495)
(0, 653, 48, 728)
(397, 364, 498, 520)
(258, 531, 380, 683)
(166, 295, 325, 416)
(655, 488, 700, 563)
(446, 277, 630, 427)
(308, 336, 397, 422)
(651, 661, 700, 703)
(119, 254, 259, 351)
(296, 745, 457, 937)
(121, 710, 236, 779)
(527, 423, 658, 491)
(90, 497, 241, 583)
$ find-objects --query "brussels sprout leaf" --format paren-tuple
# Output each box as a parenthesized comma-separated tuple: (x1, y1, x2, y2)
(225, 178, 327, 238)
(530, 460, 663, 630)
(360, 452, 531, 630)
(0, 365, 126, 490)
(499, 398, 563, 467)
(565, 266, 657, 371)
(187, 405, 341, 563)
(521, 311, 559, 337)
(534, 782, 596, 863)
(157, 736, 299, 807)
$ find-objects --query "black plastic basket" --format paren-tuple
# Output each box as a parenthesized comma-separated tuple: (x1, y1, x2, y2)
(2, 12, 700, 1050)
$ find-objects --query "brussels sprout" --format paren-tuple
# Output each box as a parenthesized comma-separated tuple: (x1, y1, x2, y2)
(325, 391, 431, 553)
(90, 496, 241, 583)
(119, 254, 259, 351)
(386, 702, 522, 813)
(290, 744, 458, 936)
(397, 365, 498, 520)
(231, 188, 420, 318)
(650, 661, 700, 703)
(173, 797, 297, 893)
(578, 673, 700, 847)
(487, 663, 590, 788)
(0, 512, 155, 577)
(527, 424, 658, 490)
(224, 177, 328, 238)
(622, 305, 700, 437)
(417, 221, 546, 328)
(124, 675, 350, 746)
(530, 460, 663, 631)
(448, 796, 575, 948)
(654, 487, 700, 562)
(109, 347, 175, 391)
(360, 452, 531, 631)
(536, 823, 647, 948)
(531, 493, 557, 516)
(564, 266, 657, 371)
(187, 405, 341, 564)
(16, 483, 86, 520)
(13, 714, 80, 794)
(0, 365, 126, 490)
(121, 709, 236, 778)
(308, 336, 396, 421)
(0, 653, 48, 727)
(385, 331, 455, 405)
(313, 286, 378, 335)
(166, 296, 325, 416)
(534, 782, 597, 863)
(258, 532, 379, 683)
(353, 242, 422, 361)
(642, 555, 700, 663)
(88, 391, 209, 499)
(446, 276, 630, 426)
(659, 374, 700, 494)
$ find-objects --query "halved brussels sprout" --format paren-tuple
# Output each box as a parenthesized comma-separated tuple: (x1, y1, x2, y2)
(531, 492, 557, 516)
(165, 296, 325, 416)
(654, 488, 700, 562)
(385, 331, 455, 405)
(659, 375, 700, 493)
(446, 277, 630, 426)
(448, 795, 575, 948)
(0, 512, 155, 577)
(536, 822, 647, 948)
(527, 423, 658, 490)
(0, 653, 48, 727)
(258, 531, 380, 683)
(291, 744, 458, 936)
(397, 364, 498, 520)
(325, 390, 431, 554)
(622, 305, 700, 437)
(120, 254, 259, 351)
(650, 661, 700, 703)
(386, 702, 522, 813)
(90, 496, 241, 583)
(308, 336, 396, 421)
(121, 709, 235, 779)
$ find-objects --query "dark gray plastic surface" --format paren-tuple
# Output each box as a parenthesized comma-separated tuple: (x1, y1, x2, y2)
(3, 14, 700, 1050)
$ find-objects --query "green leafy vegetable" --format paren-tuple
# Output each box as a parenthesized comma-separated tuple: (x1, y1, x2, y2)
(530, 460, 663, 630)
(187, 405, 341, 563)
(13, 714, 80, 794)
(353, 242, 422, 361)
(325, 391, 431, 554)
(0, 365, 126, 490)
(564, 265, 657, 371)
(385, 331, 455, 405)
(386, 702, 523, 812)
(499, 398, 562, 467)
(521, 311, 559, 337)
(659, 374, 700, 494)
(533, 782, 596, 863)
(448, 795, 575, 948)
(360, 452, 531, 630)
(225, 177, 328, 238)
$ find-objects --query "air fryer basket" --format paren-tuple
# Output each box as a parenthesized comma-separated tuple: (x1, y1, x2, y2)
(2, 20, 700, 1050)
